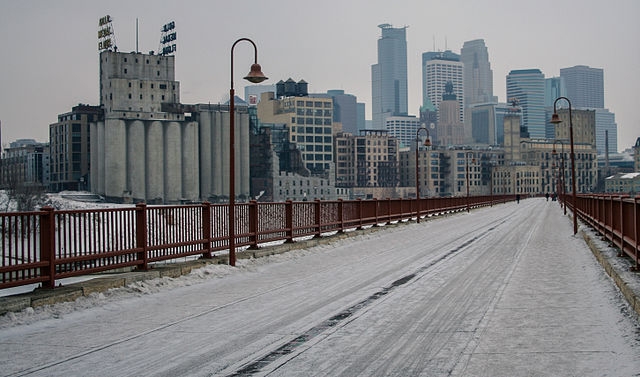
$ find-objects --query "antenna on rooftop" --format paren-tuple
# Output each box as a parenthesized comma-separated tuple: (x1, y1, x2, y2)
(136, 18, 139, 53)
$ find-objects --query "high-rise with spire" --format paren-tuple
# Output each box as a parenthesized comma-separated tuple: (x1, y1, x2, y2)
(461, 39, 495, 106)
(371, 24, 408, 130)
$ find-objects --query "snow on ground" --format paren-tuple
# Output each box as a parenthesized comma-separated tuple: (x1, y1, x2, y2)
(0, 199, 638, 377)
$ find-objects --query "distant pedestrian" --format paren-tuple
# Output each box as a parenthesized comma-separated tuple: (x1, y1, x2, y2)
(545, 193, 549, 201)
(516, 194, 520, 204)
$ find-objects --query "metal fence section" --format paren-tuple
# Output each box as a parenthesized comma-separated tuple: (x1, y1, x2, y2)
(1, 195, 512, 290)
(576, 195, 639, 271)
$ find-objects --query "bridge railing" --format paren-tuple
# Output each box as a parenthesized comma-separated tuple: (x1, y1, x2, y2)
(574, 194, 639, 271)
(0, 195, 512, 290)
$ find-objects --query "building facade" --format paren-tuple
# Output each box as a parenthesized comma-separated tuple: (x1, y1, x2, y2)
(257, 91, 335, 178)
(506, 69, 546, 139)
(384, 115, 421, 148)
(560, 65, 604, 109)
(372, 24, 408, 130)
(334, 130, 399, 189)
(461, 39, 495, 106)
(0, 140, 49, 190)
(635, 137, 640, 172)
(49, 104, 101, 192)
(92, 50, 253, 203)
(422, 51, 464, 125)
(437, 82, 465, 146)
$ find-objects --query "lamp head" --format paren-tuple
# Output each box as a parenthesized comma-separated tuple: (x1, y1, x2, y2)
(423, 138, 432, 147)
(244, 63, 268, 83)
(550, 113, 562, 124)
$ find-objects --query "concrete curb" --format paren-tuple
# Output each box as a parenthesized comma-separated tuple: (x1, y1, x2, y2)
(581, 229, 640, 317)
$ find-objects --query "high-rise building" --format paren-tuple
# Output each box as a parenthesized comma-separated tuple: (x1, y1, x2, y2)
(544, 77, 566, 107)
(437, 82, 465, 146)
(595, 109, 618, 155)
(634, 138, 640, 172)
(469, 103, 497, 145)
(422, 50, 464, 126)
(559, 65, 617, 154)
(506, 69, 546, 139)
(461, 39, 495, 106)
(385, 115, 420, 148)
(324, 90, 359, 135)
(560, 65, 604, 109)
(371, 24, 408, 130)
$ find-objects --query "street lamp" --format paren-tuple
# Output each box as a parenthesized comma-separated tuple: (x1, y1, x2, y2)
(550, 97, 578, 235)
(465, 151, 475, 213)
(229, 38, 268, 266)
(415, 125, 431, 223)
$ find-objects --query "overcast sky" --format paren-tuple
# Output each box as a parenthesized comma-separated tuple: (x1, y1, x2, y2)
(1, 0, 638, 152)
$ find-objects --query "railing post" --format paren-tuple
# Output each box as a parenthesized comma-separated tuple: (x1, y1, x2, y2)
(357, 198, 363, 230)
(374, 198, 380, 227)
(201, 202, 212, 258)
(135, 203, 148, 270)
(314, 199, 322, 238)
(617, 196, 624, 257)
(633, 196, 639, 271)
(338, 199, 344, 233)
(39, 206, 56, 289)
(285, 200, 294, 243)
(248, 200, 259, 249)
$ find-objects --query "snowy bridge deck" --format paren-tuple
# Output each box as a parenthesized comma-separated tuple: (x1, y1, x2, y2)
(1, 198, 639, 376)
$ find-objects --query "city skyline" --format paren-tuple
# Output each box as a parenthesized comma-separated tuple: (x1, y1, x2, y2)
(0, 0, 638, 152)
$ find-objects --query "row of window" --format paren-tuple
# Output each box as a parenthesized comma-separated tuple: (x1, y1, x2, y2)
(278, 179, 327, 187)
(122, 57, 163, 65)
(296, 100, 332, 108)
(127, 93, 167, 101)
(292, 117, 332, 125)
(296, 108, 332, 117)
(296, 136, 332, 144)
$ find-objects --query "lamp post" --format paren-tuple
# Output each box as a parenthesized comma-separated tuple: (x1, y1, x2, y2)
(550, 97, 578, 235)
(415, 125, 431, 223)
(228, 38, 268, 266)
(465, 151, 475, 213)
(552, 140, 566, 213)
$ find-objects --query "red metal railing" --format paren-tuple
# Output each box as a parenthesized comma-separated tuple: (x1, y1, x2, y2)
(573, 194, 639, 271)
(1, 195, 511, 290)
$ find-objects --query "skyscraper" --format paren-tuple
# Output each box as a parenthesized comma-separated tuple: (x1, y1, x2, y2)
(422, 50, 464, 124)
(560, 65, 604, 108)
(506, 69, 546, 139)
(372, 24, 408, 130)
(461, 39, 495, 106)
(560, 65, 616, 153)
